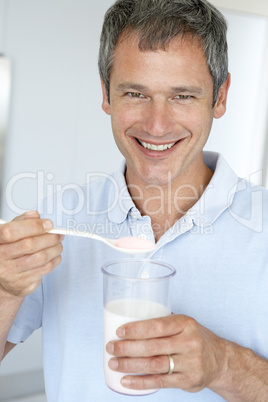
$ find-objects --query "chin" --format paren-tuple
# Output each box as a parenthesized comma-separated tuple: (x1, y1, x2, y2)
(144, 163, 181, 183)
(139, 172, 175, 187)
(127, 160, 182, 187)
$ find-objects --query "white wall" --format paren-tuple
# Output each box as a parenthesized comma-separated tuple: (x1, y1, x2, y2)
(210, 0, 268, 17)
(207, 1, 268, 188)
(1, 0, 121, 221)
(205, 10, 268, 186)
(0, 0, 268, 399)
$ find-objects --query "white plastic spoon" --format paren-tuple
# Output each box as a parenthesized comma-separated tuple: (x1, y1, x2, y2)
(0, 219, 156, 254)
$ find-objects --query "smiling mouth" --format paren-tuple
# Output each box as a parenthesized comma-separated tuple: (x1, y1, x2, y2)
(136, 139, 179, 151)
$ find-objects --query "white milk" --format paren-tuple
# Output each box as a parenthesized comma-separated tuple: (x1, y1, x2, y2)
(103, 298, 170, 395)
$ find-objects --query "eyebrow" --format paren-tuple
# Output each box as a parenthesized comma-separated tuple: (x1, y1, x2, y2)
(116, 82, 148, 93)
(116, 82, 204, 96)
(171, 86, 204, 95)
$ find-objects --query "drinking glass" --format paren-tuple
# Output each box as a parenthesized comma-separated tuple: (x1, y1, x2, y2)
(102, 259, 176, 395)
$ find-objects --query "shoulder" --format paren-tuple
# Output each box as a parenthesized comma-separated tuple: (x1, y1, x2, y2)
(232, 178, 268, 207)
(40, 171, 122, 225)
(229, 178, 268, 233)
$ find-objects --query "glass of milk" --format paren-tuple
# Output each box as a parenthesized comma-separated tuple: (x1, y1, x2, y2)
(102, 259, 176, 395)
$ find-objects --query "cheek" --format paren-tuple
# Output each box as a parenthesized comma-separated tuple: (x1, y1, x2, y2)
(183, 109, 213, 138)
(111, 107, 142, 136)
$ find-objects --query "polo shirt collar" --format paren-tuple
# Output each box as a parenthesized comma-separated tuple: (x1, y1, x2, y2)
(187, 151, 239, 226)
(107, 152, 239, 227)
(107, 162, 137, 224)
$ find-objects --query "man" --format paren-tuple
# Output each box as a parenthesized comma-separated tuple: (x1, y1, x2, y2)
(1, 0, 268, 400)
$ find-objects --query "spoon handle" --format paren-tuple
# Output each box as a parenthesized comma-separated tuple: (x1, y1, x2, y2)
(50, 227, 104, 242)
(0, 218, 154, 254)
(0, 219, 92, 239)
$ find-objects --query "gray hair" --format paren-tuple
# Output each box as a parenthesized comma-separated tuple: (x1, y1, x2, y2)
(98, 0, 228, 106)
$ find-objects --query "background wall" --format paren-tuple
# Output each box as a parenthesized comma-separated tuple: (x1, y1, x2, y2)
(211, 0, 268, 17)
(0, 0, 268, 400)
(206, 5, 268, 186)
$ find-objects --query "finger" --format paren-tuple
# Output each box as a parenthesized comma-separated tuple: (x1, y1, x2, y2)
(0, 244, 63, 292)
(0, 217, 54, 243)
(23, 254, 63, 280)
(109, 355, 171, 374)
(12, 210, 40, 222)
(120, 372, 190, 391)
(116, 315, 188, 340)
(11, 242, 64, 273)
(109, 354, 196, 379)
(2, 254, 62, 297)
(0, 232, 64, 259)
(107, 336, 177, 358)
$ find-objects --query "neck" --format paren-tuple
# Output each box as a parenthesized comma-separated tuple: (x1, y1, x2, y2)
(126, 155, 213, 241)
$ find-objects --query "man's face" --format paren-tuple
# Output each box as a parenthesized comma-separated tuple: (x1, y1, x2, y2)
(101, 33, 229, 187)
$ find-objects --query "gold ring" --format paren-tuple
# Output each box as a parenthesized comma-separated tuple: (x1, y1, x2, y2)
(168, 355, 175, 375)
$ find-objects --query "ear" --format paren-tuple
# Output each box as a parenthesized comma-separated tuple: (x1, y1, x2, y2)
(213, 73, 231, 119)
(100, 76, 111, 115)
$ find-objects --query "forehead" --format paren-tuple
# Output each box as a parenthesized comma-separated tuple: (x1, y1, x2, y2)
(110, 32, 212, 89)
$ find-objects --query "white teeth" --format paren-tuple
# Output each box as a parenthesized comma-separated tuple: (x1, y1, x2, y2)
(140, 141, 176, 151)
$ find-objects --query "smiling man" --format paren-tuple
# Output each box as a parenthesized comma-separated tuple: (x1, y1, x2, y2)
(101, 29, 230, 240)
(1, 0, 268, 401)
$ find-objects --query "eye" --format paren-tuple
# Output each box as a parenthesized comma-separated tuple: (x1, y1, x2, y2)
(174, 94, 192, 100)
(127, 92, 145, 98)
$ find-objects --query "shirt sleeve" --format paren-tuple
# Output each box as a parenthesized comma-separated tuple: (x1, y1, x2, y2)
(7, 282, 43, 344)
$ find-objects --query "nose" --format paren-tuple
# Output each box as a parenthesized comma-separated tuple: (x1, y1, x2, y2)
(143, 100, 175, 137)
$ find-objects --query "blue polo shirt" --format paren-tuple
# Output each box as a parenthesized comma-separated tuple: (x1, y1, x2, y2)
(8, 151, 268, 401)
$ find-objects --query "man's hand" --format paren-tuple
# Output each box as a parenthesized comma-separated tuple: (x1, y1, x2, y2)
(106, 314, 268, 400)
(106, 314, 227, 393)
(0, 211, 64, 298)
